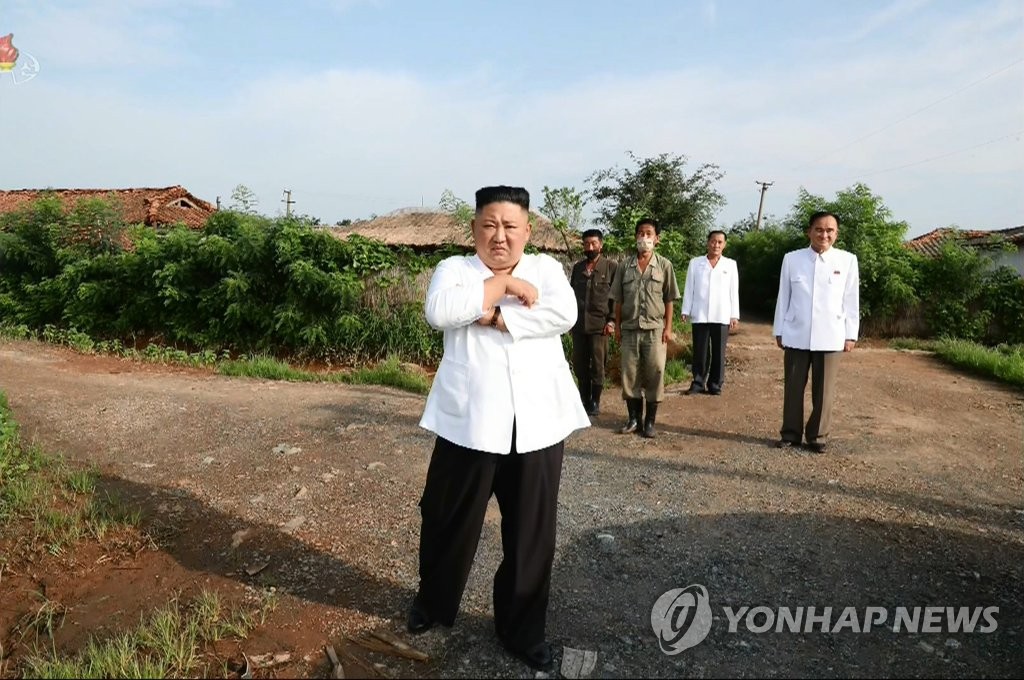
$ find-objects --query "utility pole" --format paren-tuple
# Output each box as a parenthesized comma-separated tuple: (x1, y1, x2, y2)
(215, 196, 221, 210)
(282, 189, 294, 218)
(754, 180, 774, 230)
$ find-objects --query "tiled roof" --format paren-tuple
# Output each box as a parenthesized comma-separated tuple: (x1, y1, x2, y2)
(905, 226, 1024, 258)
(324, 208, 578, 252)
(0, 186, 216, 228)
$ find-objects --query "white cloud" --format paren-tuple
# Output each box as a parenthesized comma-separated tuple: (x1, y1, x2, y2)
(840, 0, 935, 43)
(1, 1, 1021, 234)
(702, 0, 718, 27)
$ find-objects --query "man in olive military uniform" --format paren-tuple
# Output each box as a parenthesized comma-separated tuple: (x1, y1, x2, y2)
(610, 218, 681, 438)
(569, 229, 618, 416)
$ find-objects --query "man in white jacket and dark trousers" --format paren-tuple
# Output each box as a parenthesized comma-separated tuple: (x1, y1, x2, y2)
(410, 186, 590, 673)
(773, 211, 860, 454)
(681, 230, 740, 395)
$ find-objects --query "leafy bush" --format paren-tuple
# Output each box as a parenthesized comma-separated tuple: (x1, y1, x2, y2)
(0, 198, 444, 365)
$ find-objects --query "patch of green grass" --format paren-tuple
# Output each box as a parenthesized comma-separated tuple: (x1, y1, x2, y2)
(337, 356, 431, 394)
(85, 491, 142, 540)
(21, 590, 275, 679)
(1, 395, 48, 523)
(217, 355, 313, 381)
(1, 391, 142, 553)
(664, 358, 690, 386)
(933, 338, 1024, 388)
(15, 593, 68, 646)
(889, 337, 938, 351)
(890, 337, 1024, 388)
(64, 466, 98, 495)
(219, 354, 431, 394)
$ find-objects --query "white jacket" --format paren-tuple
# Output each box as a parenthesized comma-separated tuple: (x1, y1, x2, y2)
(681, 255, 740, 324)
(419, 253, 591, 454)
(773, 246, 860, 351)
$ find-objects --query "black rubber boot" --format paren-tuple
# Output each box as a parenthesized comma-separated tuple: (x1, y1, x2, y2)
(577, 378, 593, 411)
(619, 398, 641, 434)
(641, 402, 659, 438)
(587, 385, 602, 416)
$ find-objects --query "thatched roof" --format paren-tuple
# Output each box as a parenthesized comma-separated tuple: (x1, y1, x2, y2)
(326, 208, 577, 252)
(0, 185, 216, 229)
(906, 225, 1024, 258)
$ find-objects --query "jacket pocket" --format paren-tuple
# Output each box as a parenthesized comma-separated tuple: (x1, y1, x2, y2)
(434, 360, 469, 417)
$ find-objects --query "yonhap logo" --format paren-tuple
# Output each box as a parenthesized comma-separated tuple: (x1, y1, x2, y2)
(650, 584, 713, 654)
(651, 583, 1000, 656)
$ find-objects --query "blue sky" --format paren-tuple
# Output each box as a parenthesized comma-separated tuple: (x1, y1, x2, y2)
(1, 0, 1022, 237)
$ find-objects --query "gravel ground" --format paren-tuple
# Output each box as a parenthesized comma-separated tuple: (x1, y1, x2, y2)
(1, 321, 1021, 678)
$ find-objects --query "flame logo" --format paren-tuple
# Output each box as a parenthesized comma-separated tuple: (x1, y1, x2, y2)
(0, 34, 18, 72)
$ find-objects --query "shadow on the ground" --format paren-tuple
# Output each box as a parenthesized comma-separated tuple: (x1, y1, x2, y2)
(568, 446, 1020, 534)
(440, 512, 1024, 678)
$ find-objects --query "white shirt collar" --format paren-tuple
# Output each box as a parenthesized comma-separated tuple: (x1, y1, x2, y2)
(807, 246, 836, 262)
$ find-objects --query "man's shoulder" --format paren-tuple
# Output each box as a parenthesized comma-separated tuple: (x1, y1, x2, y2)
(437, 254, 474, 269)
(655, 252, 677, 270)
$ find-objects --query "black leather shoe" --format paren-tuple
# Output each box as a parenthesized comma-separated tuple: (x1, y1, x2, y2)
(503, 641, 555, 672)
(775, 439, 797, 449)
(707, 388, 721, 395)
(685, 384, 704, 395)
(805, 441, 827, 454)
(406, 604, 434, 635)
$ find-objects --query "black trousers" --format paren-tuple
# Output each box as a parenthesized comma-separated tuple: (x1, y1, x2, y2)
(691, 323, 729, 391)
(414, 429, 564, 651)
(571, 328, 609, 399)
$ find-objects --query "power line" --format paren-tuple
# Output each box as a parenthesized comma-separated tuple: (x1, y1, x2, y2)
(795, 56, 1024, 170)
(848, 128, 1024, 181)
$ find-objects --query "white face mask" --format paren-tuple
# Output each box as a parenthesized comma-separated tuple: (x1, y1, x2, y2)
(636, 237, 655, 253)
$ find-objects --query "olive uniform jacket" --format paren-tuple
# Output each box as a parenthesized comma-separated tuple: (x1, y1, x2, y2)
(569, 256, 618, 335)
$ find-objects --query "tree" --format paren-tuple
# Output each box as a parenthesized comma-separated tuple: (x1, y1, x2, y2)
(727, 212, 784, 237)
(230, 184, 260, 214)
(787, 183, 918, 321)
(539, 185, 586, 254)
(587, 151, 725, 257)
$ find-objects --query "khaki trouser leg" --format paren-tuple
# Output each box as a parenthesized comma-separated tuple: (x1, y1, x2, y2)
(806, 351, 840, 444)
(781, 349, 811, 444)
(620, 330, 641, 400)
(638, 329, 667, 403)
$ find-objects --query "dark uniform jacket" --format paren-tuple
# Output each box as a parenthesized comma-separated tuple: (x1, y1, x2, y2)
(569, 255, 618, 335)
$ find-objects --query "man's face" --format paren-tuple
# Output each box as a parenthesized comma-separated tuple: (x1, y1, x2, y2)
(807, 215, 838, 253)
(706, 233, 726, 258)
(472, 201, 531, 270)
(582, 236, 602, 258)
(635, 223, 660, 249)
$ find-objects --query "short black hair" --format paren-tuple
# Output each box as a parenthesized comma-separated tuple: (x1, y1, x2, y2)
(475, 186, 530, 212)
(808, 211, 840, 229)
(581, 228, 604, 241)
(635, 218, 660, 236)
(707, 230, 727, 241)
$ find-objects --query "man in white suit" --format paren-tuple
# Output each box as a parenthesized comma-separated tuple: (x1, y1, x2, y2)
(410, 186, 590, 673)
(773, 211, 860, 453)
(681, 230, 740, 396)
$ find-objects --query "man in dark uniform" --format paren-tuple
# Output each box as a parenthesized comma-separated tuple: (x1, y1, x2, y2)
(569, 229, 618, 416)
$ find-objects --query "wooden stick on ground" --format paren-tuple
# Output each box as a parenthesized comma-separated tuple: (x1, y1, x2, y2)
(324, 644, 345, 679)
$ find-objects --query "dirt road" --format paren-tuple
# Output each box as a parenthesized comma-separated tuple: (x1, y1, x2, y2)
(1, 322, 1022, 678)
